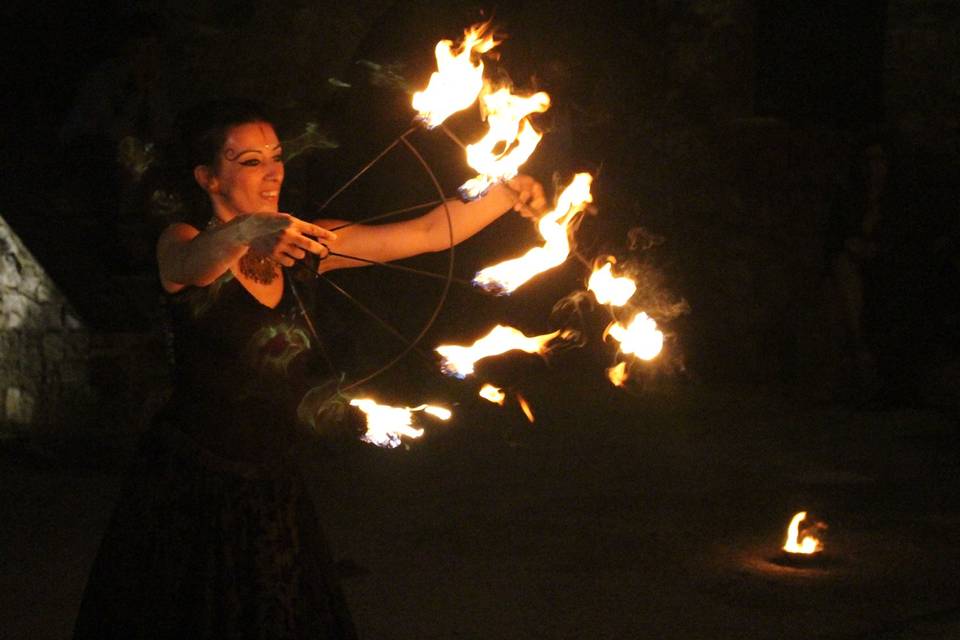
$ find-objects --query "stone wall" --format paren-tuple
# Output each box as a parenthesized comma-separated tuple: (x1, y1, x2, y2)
(0, 215, 93, 434)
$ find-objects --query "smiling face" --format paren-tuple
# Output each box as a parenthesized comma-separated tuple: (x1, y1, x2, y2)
(198, 121, 284, 220)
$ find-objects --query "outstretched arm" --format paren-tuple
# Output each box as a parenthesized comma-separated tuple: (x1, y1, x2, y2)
(315, 176, 545, 273)
(157, 213, 335, 292)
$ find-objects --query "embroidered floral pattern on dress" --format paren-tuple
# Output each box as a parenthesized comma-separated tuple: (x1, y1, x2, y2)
(245, 322, 312, 376)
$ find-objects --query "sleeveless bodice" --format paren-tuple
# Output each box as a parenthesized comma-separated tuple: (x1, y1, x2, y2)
(76, 267, 359, 639)
(163, 269, 330, 465)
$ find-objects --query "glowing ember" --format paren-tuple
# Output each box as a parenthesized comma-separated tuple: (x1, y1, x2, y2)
(435, 325, 560, 378)
(350, 399, 451, 448)
(412, 24, 498, 128)
(516, 393, 535, 423)
(588, 259, 637, 307)
(460, 86, 551, 199)
(421, 405, 453, 421)
(479, 383, 506, 405)
(607, 361, 628, 387)
(783, 511, 824, 555)
(473, 172, 594, 295)
(604, 312, 664, 361)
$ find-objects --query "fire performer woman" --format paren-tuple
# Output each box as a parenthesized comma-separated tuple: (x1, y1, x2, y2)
(73, 99, 545, 639)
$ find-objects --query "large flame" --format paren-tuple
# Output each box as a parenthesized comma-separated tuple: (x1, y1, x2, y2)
(604, 312, 664, 361)
(436, 325, 560, 378)
(460, 86, 551, 199)
(412, 24, 498, 128)
(783, 511, 824, 555)
(588, 259, 637, 307)
(473, 172, 594, 295)
(350, 398, 451, 448)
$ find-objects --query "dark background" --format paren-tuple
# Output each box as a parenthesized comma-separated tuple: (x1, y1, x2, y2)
(2, 2, 960, 638)
(1, 0, 958, 423)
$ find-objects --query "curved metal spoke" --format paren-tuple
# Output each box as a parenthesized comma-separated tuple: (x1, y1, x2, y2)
(324, 250, 474, 286)
(313, 125, 418, 214)
(287, 276, 339, 374)
(332, 134, 455, 392)
(439, 124, 468, 150)
(294, 126, 457, 393)
(327, 199, 445, 232)
(318, 276, 434, 365)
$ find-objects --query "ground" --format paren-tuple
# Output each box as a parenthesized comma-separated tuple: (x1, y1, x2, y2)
(2, 379, 959, 639)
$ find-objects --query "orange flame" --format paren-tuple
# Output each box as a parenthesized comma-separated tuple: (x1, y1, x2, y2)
(588, 259, 637, 307)
(607, 361, 629, 386)
(473, 172, 594, 294)
(460, 86, 551, 198)
(783, 511, 824, 555)
(421, 405, 453, 420)
(604, 312, 664, 361)
(350, 398, 451, 448)
(516, 393, 535, 423)
(412, 24, 498, 128)
(435, 325, 560, 378)
(479, 383, 506, 405)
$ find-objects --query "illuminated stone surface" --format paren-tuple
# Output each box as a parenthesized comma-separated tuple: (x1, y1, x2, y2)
(0, 215, 91, 431)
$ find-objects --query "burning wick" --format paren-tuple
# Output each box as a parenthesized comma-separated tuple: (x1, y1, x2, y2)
(478, 384, 506, 405)
(421, 405, 452, 420)
(412, 24, 498, 129)
(473, 172, 594, 295)
(350, 399, 451, 449)
(459, 86, 551, 200)
(783, 511, 824, 555)
(607, 361, 629, 387)
(477, 384, 536, 422)
(436, 325, 560, 378)
(516, 393, 535, 423)
(588, 259, 637, 307)
(604, 312, 664, 361)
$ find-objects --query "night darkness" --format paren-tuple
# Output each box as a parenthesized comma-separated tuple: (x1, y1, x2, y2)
(3, 1, 960, 638)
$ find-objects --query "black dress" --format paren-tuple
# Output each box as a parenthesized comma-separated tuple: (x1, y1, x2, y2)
(73, 268, 357, 639)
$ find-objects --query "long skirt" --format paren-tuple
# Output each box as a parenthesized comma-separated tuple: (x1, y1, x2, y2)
(73, 422, 357, 640)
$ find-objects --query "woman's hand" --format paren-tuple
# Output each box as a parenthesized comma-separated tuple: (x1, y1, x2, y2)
(234, 213, 337, 267)
(505, 174, 548, 219)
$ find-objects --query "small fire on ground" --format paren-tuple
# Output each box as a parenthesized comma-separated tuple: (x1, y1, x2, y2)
(783, 511, 825, 555)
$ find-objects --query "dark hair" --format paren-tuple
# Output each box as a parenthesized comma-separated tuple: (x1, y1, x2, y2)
(159, 99, 275, 227)
(176, 98, 274, 171)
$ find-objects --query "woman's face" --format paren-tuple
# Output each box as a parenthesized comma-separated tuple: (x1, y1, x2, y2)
(203, 121, 284, 218)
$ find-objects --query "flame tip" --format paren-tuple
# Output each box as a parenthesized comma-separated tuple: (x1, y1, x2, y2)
(783, 511, 824, 555)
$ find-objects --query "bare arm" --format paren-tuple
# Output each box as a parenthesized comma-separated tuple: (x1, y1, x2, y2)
(157, 213, 335, 292)
(316, 176, 545, 273)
